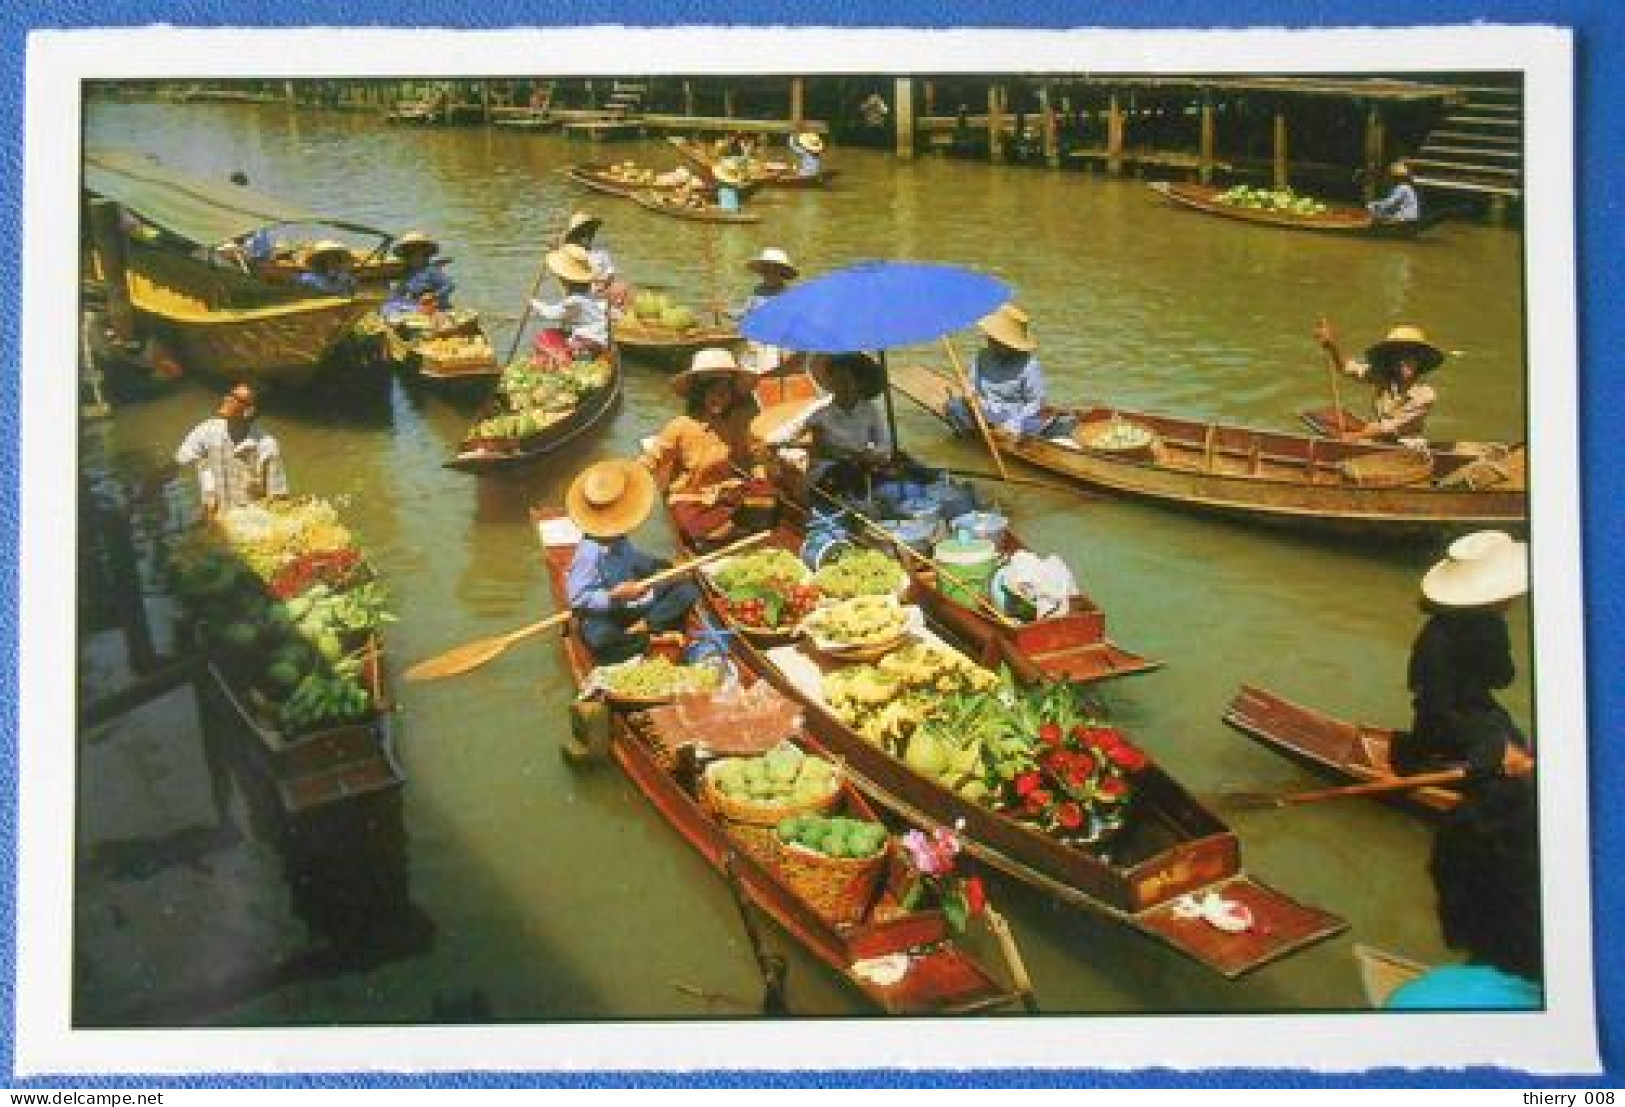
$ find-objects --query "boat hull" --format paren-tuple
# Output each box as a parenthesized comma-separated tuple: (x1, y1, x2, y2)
(445, 354, 623, 473)
(1149, 181, 1424, 239)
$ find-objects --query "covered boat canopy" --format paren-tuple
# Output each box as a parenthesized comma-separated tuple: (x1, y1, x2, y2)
(83, 147, 391, 248)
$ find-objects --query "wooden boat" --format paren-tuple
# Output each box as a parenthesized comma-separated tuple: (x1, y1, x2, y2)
(1148, 181, 1433, 239)
(385, 309, 501, 386)
(673, 520, 1346, 977)
(445, 351, 622, 473)
(633, 190, 762, 225)
(890, 362, 1527, 539)
(1222, 684, 1465, 814)
(666, 136, 839, 189)
(776, 491, 1159, 686)
(1354, 943, 1428, 1008)
(534, 512, 1016, 1015)
(613, 312, 740, 365)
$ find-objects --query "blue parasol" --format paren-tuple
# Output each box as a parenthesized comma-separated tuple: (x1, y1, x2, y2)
(739, 260, 1011, 351)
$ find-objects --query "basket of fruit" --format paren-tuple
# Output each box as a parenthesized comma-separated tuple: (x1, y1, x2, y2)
(701, 744, 842, 864)
(811, 547, 909, 601)
(707, 548, 822, 645)
(595, 655, 724, 708)
(800, 595, 917, 662)
(1074, 416, 1160, 462)
(770, 814, 891, 927)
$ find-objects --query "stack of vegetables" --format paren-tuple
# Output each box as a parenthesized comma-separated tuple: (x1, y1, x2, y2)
(1215, 184, 1330, 216)
(169, 498, 395, 737)
(468, 356, 613, 443)
(710, 548, 823, 636)
(707, 744, 840, 809)
(811, 548, 906, 600)
(775, 814, 887, 861)
(605, 161, 658, 186)
(597, 655, 722, 702)
(627, 290, 699, 334)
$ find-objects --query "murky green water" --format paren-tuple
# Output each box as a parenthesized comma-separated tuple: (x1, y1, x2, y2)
(81, 99, 1531, 1022)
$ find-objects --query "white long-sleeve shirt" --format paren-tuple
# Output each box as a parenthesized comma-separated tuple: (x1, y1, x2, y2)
(174, 417, 288, 512)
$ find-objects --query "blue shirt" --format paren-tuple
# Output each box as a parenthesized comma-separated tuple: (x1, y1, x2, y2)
(566, 536, 661, 614)
(1369, 182, 1420, 222)
(793, 147, 821, 177)
(728, 282, 783, 321)
(716, 185, 742, 213)
(384, 263, 455, 315)
(297, 270, 356, 297)
(972, 346, 1046, 432)
(1385, 964, 1541, 1011)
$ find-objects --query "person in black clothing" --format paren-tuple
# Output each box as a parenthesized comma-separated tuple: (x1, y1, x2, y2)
(1394, 530, 1534, 780)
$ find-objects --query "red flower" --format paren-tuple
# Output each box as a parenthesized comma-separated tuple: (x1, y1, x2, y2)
(1107, 742, 1149, 773)
(1038, 722, 1063, 747)
(1014, 770, 1043, 797)
(1097, 774, 1129, 801)
(964, 876, 986, 917)
(1026, 788, 1053, 813)
(1069, 723, 1092, 745)
(1056, 801, 1085, 830)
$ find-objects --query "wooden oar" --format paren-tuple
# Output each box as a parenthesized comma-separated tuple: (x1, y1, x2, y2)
(1314, 315, 1348, 437)
(502, 228, 566, 366)
(403, 530, 770, 682)
(984, 904, 1040, 1014)
(941, 337, 1011, 480)
(1219, 767, 1467, 811)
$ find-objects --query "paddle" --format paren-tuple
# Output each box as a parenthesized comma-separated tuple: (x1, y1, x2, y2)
(1218, 767, 1467, 811)
(501, 227, 566, 367)
(1314, 316, 1349, 437)
(403, 530, 770, 682)
(984, 904, 1040, 1014)
(941, 337, 1011, 480)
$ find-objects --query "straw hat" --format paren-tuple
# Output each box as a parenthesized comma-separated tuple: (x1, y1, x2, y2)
(793, 131, 825, 155)
(672, 346, 757, 398)
(978, 303, 1038, 353)
(1390, 161, 1412, 179)
(305, 240, 353, 267)
(563, 210, 603, 244)
(546, 243, 596, 285)
(746, 247, 799, 281)
(1420, 530, 1529, 608)
(711, 160, 746, 187)
(810, 352, 886, 400)
(1365, 324, 1444, 374)
(391, 231, 440, 258)
(566, 459, 657, 538)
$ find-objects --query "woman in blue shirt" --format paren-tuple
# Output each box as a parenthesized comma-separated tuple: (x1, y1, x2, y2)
(789, 131, 824, 178)
(712, 160, 746, 213)
(946, 303, 1073, 439)
(381, 231, 454, 320)
(296, 240, 357, 297)
(1368, 161, 1421, 224)
(565, 459, 698, 665)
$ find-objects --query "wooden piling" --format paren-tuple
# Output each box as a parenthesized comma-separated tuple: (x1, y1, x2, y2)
(1272, 107, 1290, 190)
(88, 199, 137, 345)
(723, 87, 735, 119)
(1362, 102, 1385, 201)
(1106, 92, 1124, 176)
(1039, 83, 1059, 167)
(894, 76, 916, 160)
(682, 80, 695, 118)
(1199, 91, 1216, 184)
(988, 81, 1005, 163)
(790, 77, 804, 130)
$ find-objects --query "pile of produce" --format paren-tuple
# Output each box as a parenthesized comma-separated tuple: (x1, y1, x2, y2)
(1081, 417, 1156, 452)
(468, 357, 613, 442)
(776, 814, 888, 860)
(598, 655, 722, 700)
(1215, 185, 1330, 216)
(605, 161, 659, 185)
(418, 331, 496, 366)
(711, 549, 821, 633)
(811, 548, 906, 599)
(627, 290, 699, 333)
(801, 594, 911, 650)
(707, 744, 840, 807)
(823, 643, 999, 755)
(169, 498, 394, 736)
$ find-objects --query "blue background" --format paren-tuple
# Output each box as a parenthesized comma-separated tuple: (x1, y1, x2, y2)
(9, 0, 1619, 1090)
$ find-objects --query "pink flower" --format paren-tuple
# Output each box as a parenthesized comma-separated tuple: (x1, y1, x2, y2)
(903, 826, 962, 876)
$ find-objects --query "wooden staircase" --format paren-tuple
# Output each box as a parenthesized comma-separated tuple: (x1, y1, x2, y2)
(604, 81, 648, 119)
(1407, 83, 1523, 203)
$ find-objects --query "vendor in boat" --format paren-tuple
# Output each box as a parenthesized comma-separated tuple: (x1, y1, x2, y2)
(1393, 530, 1535, 784)
(946, 303, 1074, 440)
(530, 243, 609, 367)
(1368, 161, 1421, 224)
(797, 353, 894, 496)
(645, 347, 775, 546)
(565, 458, 698, 665)
(381, 231, 455, 320)
(170, 382, 289, 520)
(1314, 318, 1442, 442)
(711, 160, 747, 214)
(297, 240, 358, 297)
(653, 164, 698, 190)
(788, 131, 824, 178)
(561, 210, 626, 306)
(1385, 783, 1541, 1010)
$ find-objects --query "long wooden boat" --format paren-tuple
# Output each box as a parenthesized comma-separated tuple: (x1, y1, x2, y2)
(1354, 943, 1428, 1008)
(775, 490, 1159, 686)
(672, 519, 1345, 977)
(1222, 684, 1464, 814)
(633, 190, 762, 225)
(445, 351, 622, 473)
(534, 511, 1016, 1015)
(666, 136, 839, 189)
(890, 363, 1527, 539)
(1148, 181, 1431, 239)
(613, 312, 740, 365)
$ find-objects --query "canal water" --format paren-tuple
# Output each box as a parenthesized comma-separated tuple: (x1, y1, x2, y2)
(80, 99, 1532, 1023)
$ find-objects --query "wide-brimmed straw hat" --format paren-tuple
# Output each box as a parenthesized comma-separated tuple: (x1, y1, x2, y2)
(672, 347, 757, 398)
(793, 131, 825, 155)
(978, 303, 1038, 352)
(711, 161, 746, 187)
(1420, 530, 1529, 608)
(566, 459, 657, 538)
(810, 352, 886, 400)
(563, 211, 603, 243)
(1366, 324, 1445, 374)
(746, 247, 799, 281)
(305, 240, 353, 267)
(1390, 161, 1412, 179)
(391, 231, 440, 258)
(546, 243, 596, 285)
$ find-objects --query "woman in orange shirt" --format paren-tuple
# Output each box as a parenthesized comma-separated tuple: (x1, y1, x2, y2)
(645, 347, 775, 545)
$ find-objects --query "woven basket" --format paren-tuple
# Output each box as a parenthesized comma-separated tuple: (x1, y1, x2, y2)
(1338, 449, 1433, 488)
(700, 765, 840, 868)
(768, 836, 890, 928)
(1075, 418, 1160, 462)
